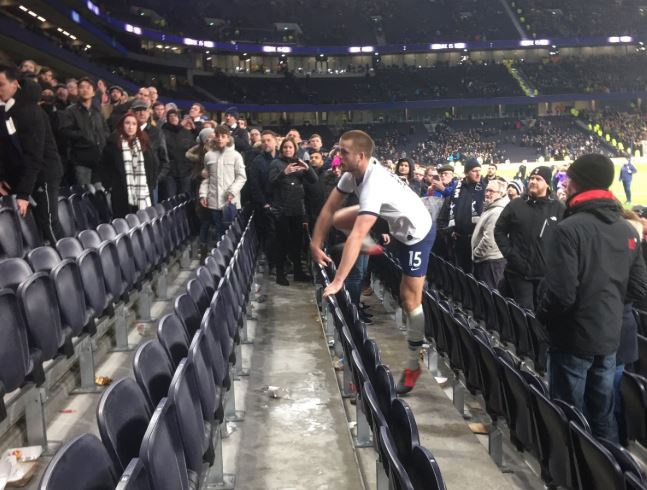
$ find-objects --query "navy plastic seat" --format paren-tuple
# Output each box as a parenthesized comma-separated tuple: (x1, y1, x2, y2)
(115, 458, 152, 490)
(187, 278, 210, 313)
(19, 271, 73, 361)
(138, 398, 191, 490)
(2, 196, 43, 253)
(56, 196, 76, 238)
(188, 330, 223, 424)
(96, 223, 118, 242)
(619, 372, 647, 446)
(136, 210, 150, 224)
(115, 233, 138, 287)
(77, 231, 126, 302)
(598, 439, 646, 485)
(196, 266, 216, 297)
(208, 249, 228, 277)
(158, 313, 190, 368)
(133, 340, 175, 410)
(129, 227, 150, 277)
(0, 202, 24, 259)
(174, 294, 202, 339)
(379, 426, 414, 490)
(0, 257, 33, 289)
(97, 377, 152, 473)
(125, 214, 141, 230)
(169, 359, 208, 477)
(69, 194, 90, 231)
(0, 289, 40, 395)
(569, 421, 625, 490)
(26, 245, 61, 271)
(48, 257, 96, 336)
(407, 445, 446, 490)
(88, 187, 112, 224)
(389, 398, 420, 464)
(113, 218, 131, 235)
(375, 364, 396, 421)
(39, 433, 117, 490)
(473, 333, 505, 421)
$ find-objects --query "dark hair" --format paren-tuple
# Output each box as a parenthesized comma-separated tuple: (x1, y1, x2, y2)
(77, 77, 95, 90)
(152, 101, 164, 109)
(191, 102, 205, 114)
(396, 158, 415, 181)
(214, 125, 230, 136)
(261, 130, 278, 138)
(310, 133, 322, 140)
(115, 112, 149, 152)
(0, 64, 19, 81)
(309, 150, 322, 157)
(280, 137, 298, 155)
(39, 66, 53, 75)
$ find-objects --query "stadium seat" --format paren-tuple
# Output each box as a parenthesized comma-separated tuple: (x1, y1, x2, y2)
(407, 445, 446, 490)
(157, 313, 190, 368)
(138, 398, 191, 490)
(375, 364, 396, 421)
(97, 377, 152, 473)
(1, 196, 43, 253)
(115, 458, 152, 490)
(492, 290, 514, 345)
(96, 223, 118, 242)
(188, 329, 223, 423)
(133, 340, 175, 411)
(196, 266, 216, 297)
(619, 372, 647, 446)
(389, 398, 420, 464)
(174, 294, 202, 339)
(569, 421, 624, 490)
(112, 218, 131, 235)
(39, 433, 117, 490)
(187, 278, 210, 314)
(68, 193, 90, 231)
(378, 425, 414, 490)
(508, 301, 533, 360)
(0, 201, 24, 259)
(56, 195, 77, 238)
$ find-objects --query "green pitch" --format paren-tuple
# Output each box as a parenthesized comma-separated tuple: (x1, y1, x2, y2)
(494, 163, 647, 207)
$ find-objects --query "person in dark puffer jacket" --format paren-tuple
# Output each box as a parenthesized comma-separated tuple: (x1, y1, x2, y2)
(162, 109, 194, 198)
(537, 154, 647, 443)
(268, 137, 317, 286)
(494, 166, 565, 309)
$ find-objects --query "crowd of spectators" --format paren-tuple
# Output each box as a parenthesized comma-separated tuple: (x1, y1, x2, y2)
(197, 62, 522, 105)
(513, 0, 647, 38)
(582, 109, 647, 152)
(518, 55, 647, 95)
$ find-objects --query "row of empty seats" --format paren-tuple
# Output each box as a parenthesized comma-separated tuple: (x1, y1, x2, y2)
(39, 210, 260, 489)
(0, 188, 194, 450)
(316, 262, 446, 490)
(369, 250, 647, 490)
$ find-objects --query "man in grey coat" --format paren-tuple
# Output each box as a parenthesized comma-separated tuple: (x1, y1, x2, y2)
(472, 179, 508, 289)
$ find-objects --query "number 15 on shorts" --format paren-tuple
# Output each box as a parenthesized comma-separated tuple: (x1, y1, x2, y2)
(408, 251, 422, 270)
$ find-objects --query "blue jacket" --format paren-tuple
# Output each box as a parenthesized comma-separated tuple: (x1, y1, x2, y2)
(620, 162, 637, 183)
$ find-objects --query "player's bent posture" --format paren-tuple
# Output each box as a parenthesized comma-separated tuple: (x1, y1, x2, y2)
(310, 130, 435, 394)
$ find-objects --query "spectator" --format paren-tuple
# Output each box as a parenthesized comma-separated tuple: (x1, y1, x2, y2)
(304, 150, 327, 230)
(161, 109, 194, 197)
(99, 112, 156, 218)
(65, 78, 79, 105)
(0, 66, 63, 243)
(506, 179, 524, 200)
(148, 86, 158, 106)
(223, 106, 250, 153)
(471, 179, 508, 289)
(396, 158, 425, 196)
(136, 87, 151, 106)
(249, 128, 261, 145)
(59, 77, 109, 185)
(152, 101, 166, 125)
(482, 163, 500, 187)
(249, 130, 279, 270)
(495, 166, 565, 309)
(188, 102, 206, 135)
(309, 133, 325, 154)
(37, 66, 54, 89)
(537, 154, 647, 442)
(198, 125, 247, 253)
(428, 164, 456, 198)
(444, 158, 485, 272)
(131, 99, 170, 202)
(620, 159, 638, 204)
(54, 84, 69, 110)
(269, 138, 317, 285)
(19, 59, 37, 74)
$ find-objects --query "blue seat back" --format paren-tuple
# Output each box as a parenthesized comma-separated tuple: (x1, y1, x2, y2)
(133, 340, 175, 410)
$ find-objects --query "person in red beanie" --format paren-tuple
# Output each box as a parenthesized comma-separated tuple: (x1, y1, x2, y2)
(537, 153, 647, 442)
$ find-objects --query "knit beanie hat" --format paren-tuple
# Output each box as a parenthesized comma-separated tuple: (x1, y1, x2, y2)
(567, 154, 615, 191)
(507, 179, 524, 196)
(463, 158, 481, 173)
(197, 127, 215, 145)
(529, 166, 552, 186)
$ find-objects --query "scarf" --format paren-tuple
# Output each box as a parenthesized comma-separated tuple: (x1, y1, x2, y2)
(121, 138, 151, 210)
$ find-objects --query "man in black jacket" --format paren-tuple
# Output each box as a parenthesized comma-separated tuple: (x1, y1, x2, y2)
(223, 107, 250, 154)
(161, 109, 194, 198)
(495, 166, 565, 309)
(60, 78, 109, 185)
(249, 130, 278, 269)
(537, 154, 647, 442)
(443, 158, 485, 273)
(0, 66, 63, 243)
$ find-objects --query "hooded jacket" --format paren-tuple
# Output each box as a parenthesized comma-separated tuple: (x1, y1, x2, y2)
(471, 195, 509, 263)
(536, 191, 647, 357)
(199, 145, 246, 210)
(494, 192, 565, 279)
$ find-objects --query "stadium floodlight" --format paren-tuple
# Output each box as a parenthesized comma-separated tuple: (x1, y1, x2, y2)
(18, 5, 27, 11)
(361, 46, 374, 53)
(263, 46, 277, 53)
(125, 24, 142, 35)
(348, 47, 361, 53)
(183, 38, 198, 46)
(620, 36, 633, 43)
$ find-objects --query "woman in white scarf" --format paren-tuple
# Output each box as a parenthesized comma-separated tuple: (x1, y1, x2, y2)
(99, 113, 155, 218)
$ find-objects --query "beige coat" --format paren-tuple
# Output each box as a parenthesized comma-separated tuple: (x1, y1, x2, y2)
(199, 145, 246, 210)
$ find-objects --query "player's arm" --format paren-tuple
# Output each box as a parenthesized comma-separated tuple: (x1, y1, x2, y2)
(310, 188, 348, 264)
(323, 212, 377, 298)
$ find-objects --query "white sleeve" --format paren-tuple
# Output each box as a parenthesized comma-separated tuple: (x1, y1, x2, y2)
(336, 172, 354, 194)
